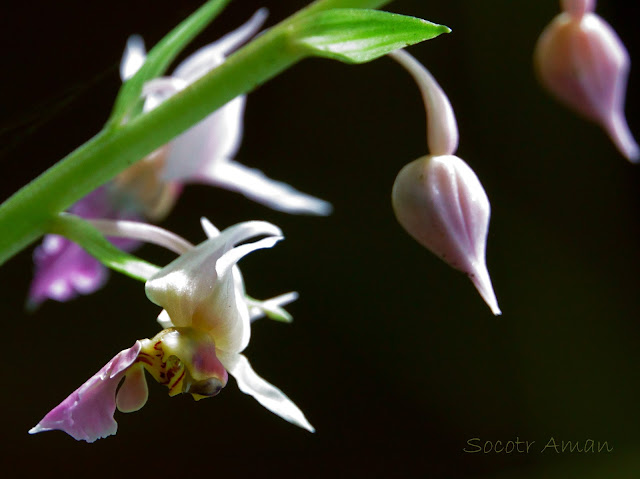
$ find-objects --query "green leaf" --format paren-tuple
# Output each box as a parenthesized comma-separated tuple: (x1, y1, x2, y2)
(290, 8, 450, 64)
(50, 214, 160, 282)
(108, 0, 232, 126)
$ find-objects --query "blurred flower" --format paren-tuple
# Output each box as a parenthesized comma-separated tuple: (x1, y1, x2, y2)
(534, 0, 638, 161)
(29, 10, 331, 307)
(30, 219, 314, 442)
(389, 49, 500, 315)
(27, 186, 148, 308)
(123, 8, 332, 215)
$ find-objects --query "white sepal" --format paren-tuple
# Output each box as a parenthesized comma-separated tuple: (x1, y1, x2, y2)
(221, 352, 315, 433)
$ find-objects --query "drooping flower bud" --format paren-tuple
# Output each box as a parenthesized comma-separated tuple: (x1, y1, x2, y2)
(392, 155, 500, 315)
(534, 0, 639, 161)
(389, 50, 500, 315)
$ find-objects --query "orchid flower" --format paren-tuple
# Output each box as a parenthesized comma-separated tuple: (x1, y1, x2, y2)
(389, 49, 501, 315)
(27, 186, 149, 307)
(30, 219, 314, 442)
(121, 8, 332, 215)
(29, 9, 331, 307)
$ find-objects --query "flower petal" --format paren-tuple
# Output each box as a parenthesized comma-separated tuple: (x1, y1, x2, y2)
(88, 218, 193, 255)
(248, 291, 299, 323)
(197, 160, 333, 216)
(162, 97, 246, 181)
(172, 9, 269, 83)
(200, 219, 294, 323)
(156, 309, 174, 329)
(200, 217, 221, 238)
(29, 236, 109, 307)
(29, 186, 146, 306)
(215, 235, 282, 279)
(120, 35, 146, 81)
(115, 363, 149, 413)
(221, 353, 315, 432)
(141, 77, 189, 112)
(145, 221, 282, 353)
(29, 342, 142, 442)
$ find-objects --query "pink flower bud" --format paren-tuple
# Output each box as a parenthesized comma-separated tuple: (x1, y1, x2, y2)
(392, 155, 501, 315)
(535, 1, 639, 161)
(389, 50, 500, 315)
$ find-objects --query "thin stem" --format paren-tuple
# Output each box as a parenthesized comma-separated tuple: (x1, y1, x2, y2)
(388, 49, 458, 157)
(0, 0, 393, 266)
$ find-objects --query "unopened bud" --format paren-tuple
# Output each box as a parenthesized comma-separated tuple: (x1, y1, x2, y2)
(535, 0, 639, 161)
(392, 155, 501, 315)
(389, 49, 500, 314)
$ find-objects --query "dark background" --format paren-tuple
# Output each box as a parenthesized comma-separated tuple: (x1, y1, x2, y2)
(1, 1, 639, 477)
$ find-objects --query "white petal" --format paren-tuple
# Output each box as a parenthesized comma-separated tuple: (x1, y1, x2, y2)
(157, 309, 174, 329)
(221, 353, 314, 432)
(120, 35, 146, 81)
(197, 160, 333, 216)
(203, 8, 268, 58)
(162, 97, 246, 181)
(200, 217, 221, 238)
(213, 220, 282, 279)
(89, 219, 193, 255)
(216, 235, 282, 279)
(248, 291, 299, 322)
(145, 221, 282, 353)
(172, 9, 269, 82)
(142, 77, 189, 112)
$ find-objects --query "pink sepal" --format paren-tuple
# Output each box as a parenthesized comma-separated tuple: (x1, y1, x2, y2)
(29, 342, 142, 443)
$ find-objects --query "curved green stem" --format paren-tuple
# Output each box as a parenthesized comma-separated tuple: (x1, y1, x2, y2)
(0, 0, 393, 266)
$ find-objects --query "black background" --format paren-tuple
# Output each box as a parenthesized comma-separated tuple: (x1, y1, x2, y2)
(1, 1, 639, 477)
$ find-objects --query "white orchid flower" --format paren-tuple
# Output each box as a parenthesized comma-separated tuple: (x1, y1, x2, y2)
(30, 219, 314, 442)
(29, 10, 331, 308)
(121, 9, 332, 215)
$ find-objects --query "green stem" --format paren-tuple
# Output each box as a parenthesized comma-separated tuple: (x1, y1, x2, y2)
(51, 214, 161, 282)
(0, 0, 392, 266)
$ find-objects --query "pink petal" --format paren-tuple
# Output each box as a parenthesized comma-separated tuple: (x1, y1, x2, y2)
(29, 342, 142, 443)
(115, 364, 149, 413)
(29, 237, 109, 307)
(29, 186, 144, 306)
